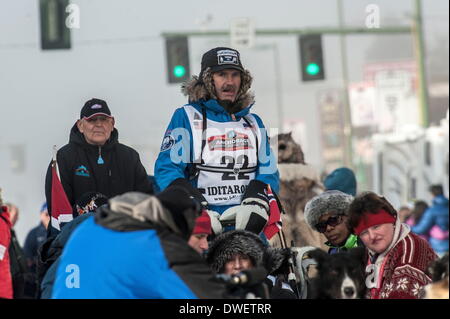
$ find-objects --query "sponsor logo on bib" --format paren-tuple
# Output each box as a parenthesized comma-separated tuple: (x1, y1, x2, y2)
(207, 130, 253, 151)
(206, 184, 248, 197)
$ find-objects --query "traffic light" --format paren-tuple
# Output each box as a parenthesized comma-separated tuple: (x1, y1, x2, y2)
(39, 0, 71, 50)
(165, 36, 190, 84)
(299, 34, 325, 81)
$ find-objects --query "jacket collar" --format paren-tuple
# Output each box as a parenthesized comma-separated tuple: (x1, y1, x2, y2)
(200, 99, 253, 118)
(325, 233, 359, 250)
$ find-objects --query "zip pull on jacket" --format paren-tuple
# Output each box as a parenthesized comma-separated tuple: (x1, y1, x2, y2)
(97, 146, 104, 165)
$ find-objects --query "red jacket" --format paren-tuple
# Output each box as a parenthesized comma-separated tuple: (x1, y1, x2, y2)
(365, 230, 437, 299)
(0, 206, 13, 299)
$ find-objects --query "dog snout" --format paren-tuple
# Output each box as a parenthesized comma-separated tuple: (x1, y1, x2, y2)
(343, 286, 355, 298)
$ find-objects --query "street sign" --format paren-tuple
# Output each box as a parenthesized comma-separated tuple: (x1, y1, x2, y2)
(348, 82, 376, 127)
(374, 69, 419, 132)
(318, 89, 346, 172)
(230, 18, 255, 49)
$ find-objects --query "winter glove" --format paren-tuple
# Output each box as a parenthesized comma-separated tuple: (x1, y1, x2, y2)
(219, 197, 269, 234)
(206, 210, 223, 235)
(242, 180, 271, 206)
(219, 180, 271, 234)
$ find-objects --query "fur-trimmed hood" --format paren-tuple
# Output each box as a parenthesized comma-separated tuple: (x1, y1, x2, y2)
(181, 68, 255, 113)
(206, 230, 289, 275)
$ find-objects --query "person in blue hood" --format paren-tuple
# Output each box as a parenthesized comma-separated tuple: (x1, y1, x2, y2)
(155, 47, 279, 236)
(323, 167, 357, 196)
(412, 185, 449, 257)
(51, 186, 229, 299)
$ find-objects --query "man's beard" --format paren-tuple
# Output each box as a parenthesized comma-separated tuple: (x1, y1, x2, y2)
(217, 99, 241, 114)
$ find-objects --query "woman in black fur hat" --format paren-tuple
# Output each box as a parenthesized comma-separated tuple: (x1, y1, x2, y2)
(206, 230, 297, 299)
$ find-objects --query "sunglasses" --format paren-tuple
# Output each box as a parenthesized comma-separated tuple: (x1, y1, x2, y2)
(315, 214, 344, 233)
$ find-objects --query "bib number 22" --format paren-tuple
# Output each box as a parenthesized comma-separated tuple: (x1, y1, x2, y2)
(221, 155, 250, 181)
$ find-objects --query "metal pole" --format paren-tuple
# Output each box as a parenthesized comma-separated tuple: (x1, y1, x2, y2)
(161, 26, 411, 38)
(413, 0, 429, 127)
(337, 0, 354, 169)
(272, 43, 284, 132)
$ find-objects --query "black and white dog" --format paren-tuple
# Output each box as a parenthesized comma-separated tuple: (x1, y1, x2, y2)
(307, 247, 366, 299)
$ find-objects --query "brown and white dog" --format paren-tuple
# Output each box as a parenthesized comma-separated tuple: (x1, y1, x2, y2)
(269, 133, 327, 249)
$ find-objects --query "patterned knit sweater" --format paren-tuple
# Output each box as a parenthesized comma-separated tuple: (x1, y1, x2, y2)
(365, 224, 437, 299)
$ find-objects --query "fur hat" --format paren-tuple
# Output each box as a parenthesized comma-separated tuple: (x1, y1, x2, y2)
(206, 230, 265, 273)
(324, 167, 357, 196)
(206, 230, 288, 275)
(304, 190, 354, 232)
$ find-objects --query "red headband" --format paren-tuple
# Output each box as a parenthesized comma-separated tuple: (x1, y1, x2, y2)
(353, 209, 396, 236)
(192, 210, 212, 235)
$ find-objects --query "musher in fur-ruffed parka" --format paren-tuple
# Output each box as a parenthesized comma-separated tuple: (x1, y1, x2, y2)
(154, 47, 279, 237)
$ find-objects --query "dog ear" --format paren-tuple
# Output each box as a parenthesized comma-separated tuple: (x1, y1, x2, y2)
(348, 246, 367, 265)
(427, 254, 449, 282)
(426, 259, 437, 281)
(263, 248, 291, 276)
(308, 248, 329, 269)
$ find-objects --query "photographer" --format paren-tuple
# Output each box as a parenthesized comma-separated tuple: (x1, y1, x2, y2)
(207, 230, 296, 299)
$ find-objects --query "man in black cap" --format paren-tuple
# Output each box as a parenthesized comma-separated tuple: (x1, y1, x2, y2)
(44, 98, 153, 237)
(155, 47, 280, 237)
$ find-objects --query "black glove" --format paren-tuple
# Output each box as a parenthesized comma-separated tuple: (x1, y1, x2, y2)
(168, 178, 208, 206)
(241, 180, 270, 208)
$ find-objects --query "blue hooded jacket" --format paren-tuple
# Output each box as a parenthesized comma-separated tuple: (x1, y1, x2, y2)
(154, 99, 279, 214)
(324, 167, 357, 196)
(412, 195, 449, 253)
(51, 193, 228, 299)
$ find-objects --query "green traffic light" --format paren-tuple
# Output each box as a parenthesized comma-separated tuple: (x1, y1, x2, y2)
(306, 63, 320, 75)
(173, 65, 186, 78)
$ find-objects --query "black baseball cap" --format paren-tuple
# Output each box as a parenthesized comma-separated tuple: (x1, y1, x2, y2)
(199, 47, 244, 78)
(80, 98, 112, 120)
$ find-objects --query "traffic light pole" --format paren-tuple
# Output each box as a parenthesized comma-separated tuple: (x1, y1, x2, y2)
(413, 0, 429, 128)
(337, 0, 353, 169)
(161, 26, 411, 38)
